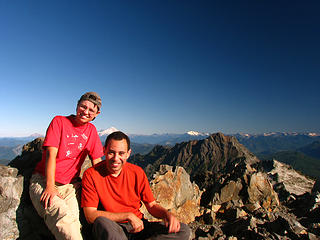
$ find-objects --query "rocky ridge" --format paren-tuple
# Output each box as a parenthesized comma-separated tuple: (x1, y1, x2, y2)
(0, 133, 319, 239)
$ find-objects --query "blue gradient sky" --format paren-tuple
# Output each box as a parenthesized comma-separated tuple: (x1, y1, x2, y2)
(1, 1, 319, 137)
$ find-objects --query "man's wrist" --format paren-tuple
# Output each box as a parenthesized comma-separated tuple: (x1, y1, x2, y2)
(45, 182, 56, 189)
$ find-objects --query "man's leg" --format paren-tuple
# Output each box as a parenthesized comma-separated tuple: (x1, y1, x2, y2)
(136, 220, 191, 240)
(55, 181, 83, 240)
(93, 216, 128, 240)
(29, 173, 83, 240)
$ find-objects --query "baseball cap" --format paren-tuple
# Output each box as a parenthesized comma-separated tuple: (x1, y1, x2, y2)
(78, 92, 102, 110)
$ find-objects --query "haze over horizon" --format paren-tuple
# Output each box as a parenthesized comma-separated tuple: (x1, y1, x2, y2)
(1, 1, 319, 137)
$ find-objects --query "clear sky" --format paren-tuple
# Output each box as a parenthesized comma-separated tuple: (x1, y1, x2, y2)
(1, 1, 319, 137)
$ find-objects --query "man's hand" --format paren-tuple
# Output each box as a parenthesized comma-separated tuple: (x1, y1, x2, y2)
(145, 201, 181, 233)
(127, 212, 144, 233)
(164, 212, 181, 233)
(40, 185, 63, 209)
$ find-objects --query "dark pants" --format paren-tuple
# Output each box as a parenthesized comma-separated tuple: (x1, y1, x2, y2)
(93, 216, 191, 240)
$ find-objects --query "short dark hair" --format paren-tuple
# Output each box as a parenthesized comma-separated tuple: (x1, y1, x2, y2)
(104, 131, 131, 151)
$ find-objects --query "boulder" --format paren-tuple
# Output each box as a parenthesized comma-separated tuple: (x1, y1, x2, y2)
(142, 165, 202, 224)
(0, 165, 23, 240)
(5, 138, 55, 239)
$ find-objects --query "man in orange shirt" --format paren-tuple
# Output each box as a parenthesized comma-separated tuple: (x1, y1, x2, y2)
(81, 131, 191, 239)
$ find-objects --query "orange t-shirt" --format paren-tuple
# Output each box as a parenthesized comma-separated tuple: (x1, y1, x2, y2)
(81, 161, 155, 219)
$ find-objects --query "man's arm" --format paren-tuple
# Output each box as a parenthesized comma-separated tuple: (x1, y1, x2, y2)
(83, 207, 144, 233)
(40, 146, 63, 209)
(145, 201, 181, 233)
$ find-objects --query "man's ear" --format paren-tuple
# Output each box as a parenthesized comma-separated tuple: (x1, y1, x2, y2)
(127, 149, 132, 157)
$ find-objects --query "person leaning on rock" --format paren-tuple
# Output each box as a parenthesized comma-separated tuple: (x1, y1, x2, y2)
(81, 131, 191, 240)
(29, 92, 104, 240)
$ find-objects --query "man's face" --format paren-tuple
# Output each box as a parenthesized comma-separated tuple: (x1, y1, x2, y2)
(75, 100, 100, 125)
(105, 139, 131, 176)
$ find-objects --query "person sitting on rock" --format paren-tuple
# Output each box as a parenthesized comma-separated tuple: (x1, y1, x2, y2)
(29, 92, 104, 240)
(81, 131, 191, 240)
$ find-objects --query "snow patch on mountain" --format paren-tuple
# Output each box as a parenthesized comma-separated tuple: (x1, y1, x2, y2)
(187, 131, 209, 136)
(98, 127, 119, 136)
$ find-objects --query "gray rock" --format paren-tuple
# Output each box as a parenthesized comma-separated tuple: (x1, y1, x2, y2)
(0, 165, 23, 240)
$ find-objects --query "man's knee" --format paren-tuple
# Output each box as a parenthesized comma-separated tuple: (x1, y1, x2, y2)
(179, 223, 191, 240)
(93, 217, 126, 240)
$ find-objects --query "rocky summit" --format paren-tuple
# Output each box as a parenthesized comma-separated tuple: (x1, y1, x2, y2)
(0, 133, 319, 239)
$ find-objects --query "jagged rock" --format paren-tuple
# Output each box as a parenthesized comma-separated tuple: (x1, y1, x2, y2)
(5, 138, 55, 239)
(268, 160, 315, 197)
(247, 172, 280, 210)
(0, 165, 23, 240)
(142, 165, 202, 224)
(275, 211, 307, 236)
(131, 133, 261, 190)
(203, 153, 279, 217)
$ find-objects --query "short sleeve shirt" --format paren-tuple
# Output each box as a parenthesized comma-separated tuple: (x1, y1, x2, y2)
(34, 115, 104, 184)
(81, 162, 155, 219)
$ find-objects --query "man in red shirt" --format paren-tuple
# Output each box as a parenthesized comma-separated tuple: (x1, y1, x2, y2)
(81, 131, 191, 239)
(29, 92, 104, 240)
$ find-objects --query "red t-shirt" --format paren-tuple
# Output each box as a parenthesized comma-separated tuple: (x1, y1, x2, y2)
(34, 115, 104, 184)
(81, 161, 155, 219)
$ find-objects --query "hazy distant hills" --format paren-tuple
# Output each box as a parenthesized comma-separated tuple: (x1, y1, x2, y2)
(0, 136, 42, 147)
(1, 130, 319, 178)
(235, 132, 320, 155)
(299, 140, 320, 159)
(259, 150, 320, 178)
(258, 140, 320, 178)
(0, 136, 42, 165)
(0, 146, 21, 165)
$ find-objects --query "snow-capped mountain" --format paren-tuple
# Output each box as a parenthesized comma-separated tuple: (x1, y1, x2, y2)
(187, 131, 209, 136)
(98, 127, 119, 136)
(97, 128, 210, 145)
(234, 132, 320, 138)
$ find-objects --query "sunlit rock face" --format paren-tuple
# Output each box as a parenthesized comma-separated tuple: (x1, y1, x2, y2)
(268, 160, 315, 197)
(142, 165, 202, 224)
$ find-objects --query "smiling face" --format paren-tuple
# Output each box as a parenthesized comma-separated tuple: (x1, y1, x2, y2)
(105, 139, 131, 177)
(75, 100, 100, 125)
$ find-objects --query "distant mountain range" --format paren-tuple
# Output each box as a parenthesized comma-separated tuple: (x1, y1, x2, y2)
(1, 130, 319, 171)
(97, 127, 210, 145)
(234, 132, 320, 155)
(0, 135, 43, 165)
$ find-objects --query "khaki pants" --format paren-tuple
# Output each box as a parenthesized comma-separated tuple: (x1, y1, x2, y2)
(29, 173, 83, 240)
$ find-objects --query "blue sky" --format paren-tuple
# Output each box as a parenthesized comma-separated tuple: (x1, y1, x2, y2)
(1, 1, 319, 137)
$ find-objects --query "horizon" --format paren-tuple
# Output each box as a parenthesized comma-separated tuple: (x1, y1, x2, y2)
(1, 1, 320, 137)
(1, 128, 319, 138)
